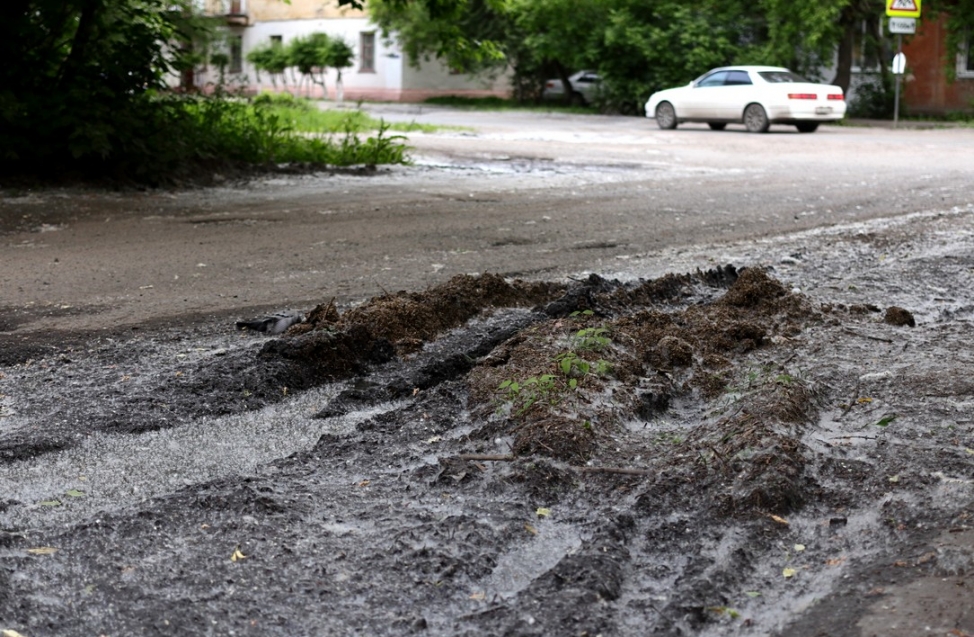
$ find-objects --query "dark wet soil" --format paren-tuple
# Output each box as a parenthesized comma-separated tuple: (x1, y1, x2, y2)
(2, 208, 974, 636)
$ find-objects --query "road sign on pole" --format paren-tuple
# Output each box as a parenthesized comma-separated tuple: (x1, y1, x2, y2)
(892, 52, 907, 74)
(887, 0, 921, 18)
(889, 17, 917, 34)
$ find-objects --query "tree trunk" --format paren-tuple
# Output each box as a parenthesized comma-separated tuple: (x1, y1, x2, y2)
(555, 61, 572, 105)
(832, 19, 855, 93)
(57, 0, 102, 89)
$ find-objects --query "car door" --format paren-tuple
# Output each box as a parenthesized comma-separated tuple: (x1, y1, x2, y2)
(717, 70, 755, 120)
(681, 71, 729, 119)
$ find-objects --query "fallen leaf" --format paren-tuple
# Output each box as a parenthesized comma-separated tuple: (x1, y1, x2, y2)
(424, 436, 442, 444)
(964, 448, 974, 456)
(524, 523, 538, 535)
(536, 507, 551, 518)
(65, 489, 85, 498)
(744, 591, 761, 598)
(469, 591, 485, 601)
(357, 480, 370, 487)
(893, 560, 910, 567)
(3, 630, 27, 637)
(27, 547, 58, 556)
(825, 557, 846, 566)
(794, 544, 806, 552)
(706, 606, 741, 619)
(782, 568, 797, 578)
(769, 514, 789, 526)
(39, 500, 61, 507)
(230, 548, 247, 562)
(857, 397, 873, 404)
(916, 551, 937, 565)
(874, 414, 896, 427)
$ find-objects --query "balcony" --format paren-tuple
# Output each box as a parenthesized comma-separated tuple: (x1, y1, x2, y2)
(225, 0, 248, 26)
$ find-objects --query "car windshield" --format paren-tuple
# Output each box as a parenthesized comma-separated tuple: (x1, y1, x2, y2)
(758, 70, 810, 83)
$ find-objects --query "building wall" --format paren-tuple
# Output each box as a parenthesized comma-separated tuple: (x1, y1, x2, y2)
(198, 0, 511, 101)
(902, 16, 974, 115)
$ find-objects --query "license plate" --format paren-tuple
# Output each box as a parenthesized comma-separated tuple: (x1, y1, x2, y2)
(815, 106, 832, 115)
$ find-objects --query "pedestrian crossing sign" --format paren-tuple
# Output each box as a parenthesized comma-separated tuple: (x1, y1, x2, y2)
(887, 0, 920, 18)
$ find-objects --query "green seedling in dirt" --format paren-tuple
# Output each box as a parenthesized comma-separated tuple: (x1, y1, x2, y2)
(654, 432, 683, 445)
(775, 373, 795, 385)
(874, 414, 896, 427)
(572, 326, 610, 351)
(498, 375, 558, 415)
(706, 606, 741, 619)
(555, 351, 611, 380)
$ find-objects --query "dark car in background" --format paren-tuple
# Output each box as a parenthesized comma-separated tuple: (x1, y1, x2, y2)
(542, 70, 602, 106)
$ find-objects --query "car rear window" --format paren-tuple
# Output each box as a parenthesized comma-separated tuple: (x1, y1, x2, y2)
(758, 71, 810, 83)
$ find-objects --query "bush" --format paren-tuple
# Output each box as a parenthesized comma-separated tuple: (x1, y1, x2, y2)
(847, 74, 896, 119)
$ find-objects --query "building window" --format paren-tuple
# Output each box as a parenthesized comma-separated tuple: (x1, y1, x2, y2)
(959, 36, 974, 78)
(229, 35, 243, 73)
(360, 32, 375, 72)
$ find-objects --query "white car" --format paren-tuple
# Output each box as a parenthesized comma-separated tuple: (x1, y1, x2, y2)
(645, 65, 846, 133)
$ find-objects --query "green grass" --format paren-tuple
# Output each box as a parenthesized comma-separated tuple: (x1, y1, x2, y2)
(252, 91, 442, 133)
(159, 94, 410, 169)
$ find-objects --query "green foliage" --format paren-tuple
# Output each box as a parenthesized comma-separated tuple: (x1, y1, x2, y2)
(289, 32, 333, 76)
(497, 317, 613, 416)
(327, 38, 356, 71)
(848, 74, 896, 118)
(0, 2, 409, 182)
(247, 43, 290, 85)
(572, 326, 610, 351)
(369, 0, 512, 74)
(499, 375, 559, 415)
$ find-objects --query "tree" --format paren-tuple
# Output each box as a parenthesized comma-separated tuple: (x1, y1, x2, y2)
(0, 0, 206, 173)
(369, 0, 511, 74)
(327, 38, 356, 103)
(508, 0, 607, 103)
(288, 32, 334, 97)
(248, 41, 292, 90)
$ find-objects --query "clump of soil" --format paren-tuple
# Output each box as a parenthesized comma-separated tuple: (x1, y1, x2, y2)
(302, 272, 564, 355)
(465, 267, 820, 481)
(884, 305, 916, 327)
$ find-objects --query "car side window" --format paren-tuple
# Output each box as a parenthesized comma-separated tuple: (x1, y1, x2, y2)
(725, 71, 752, 86)
(696, 71, 729, 88)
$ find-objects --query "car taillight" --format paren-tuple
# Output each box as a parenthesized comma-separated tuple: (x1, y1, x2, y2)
(788, 93, 817, 100)
(546, 81, 556, 89)
(827, 93, 844, 101)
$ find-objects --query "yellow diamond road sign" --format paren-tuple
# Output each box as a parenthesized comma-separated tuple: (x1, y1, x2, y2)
(887, 0, 920, 18)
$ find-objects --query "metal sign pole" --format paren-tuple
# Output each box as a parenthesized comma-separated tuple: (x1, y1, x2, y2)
(893, 34, 902, 128)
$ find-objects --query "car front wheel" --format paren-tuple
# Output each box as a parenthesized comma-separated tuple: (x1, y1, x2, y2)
(656, 102, 678, 130)
(795, 122, 819, 133)
(743, 103, 770, 133)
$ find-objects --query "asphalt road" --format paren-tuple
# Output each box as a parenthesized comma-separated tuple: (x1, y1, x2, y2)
(2, 108, 973, 335)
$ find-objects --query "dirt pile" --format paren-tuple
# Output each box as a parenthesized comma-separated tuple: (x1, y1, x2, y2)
(4, 205, 974, 637)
